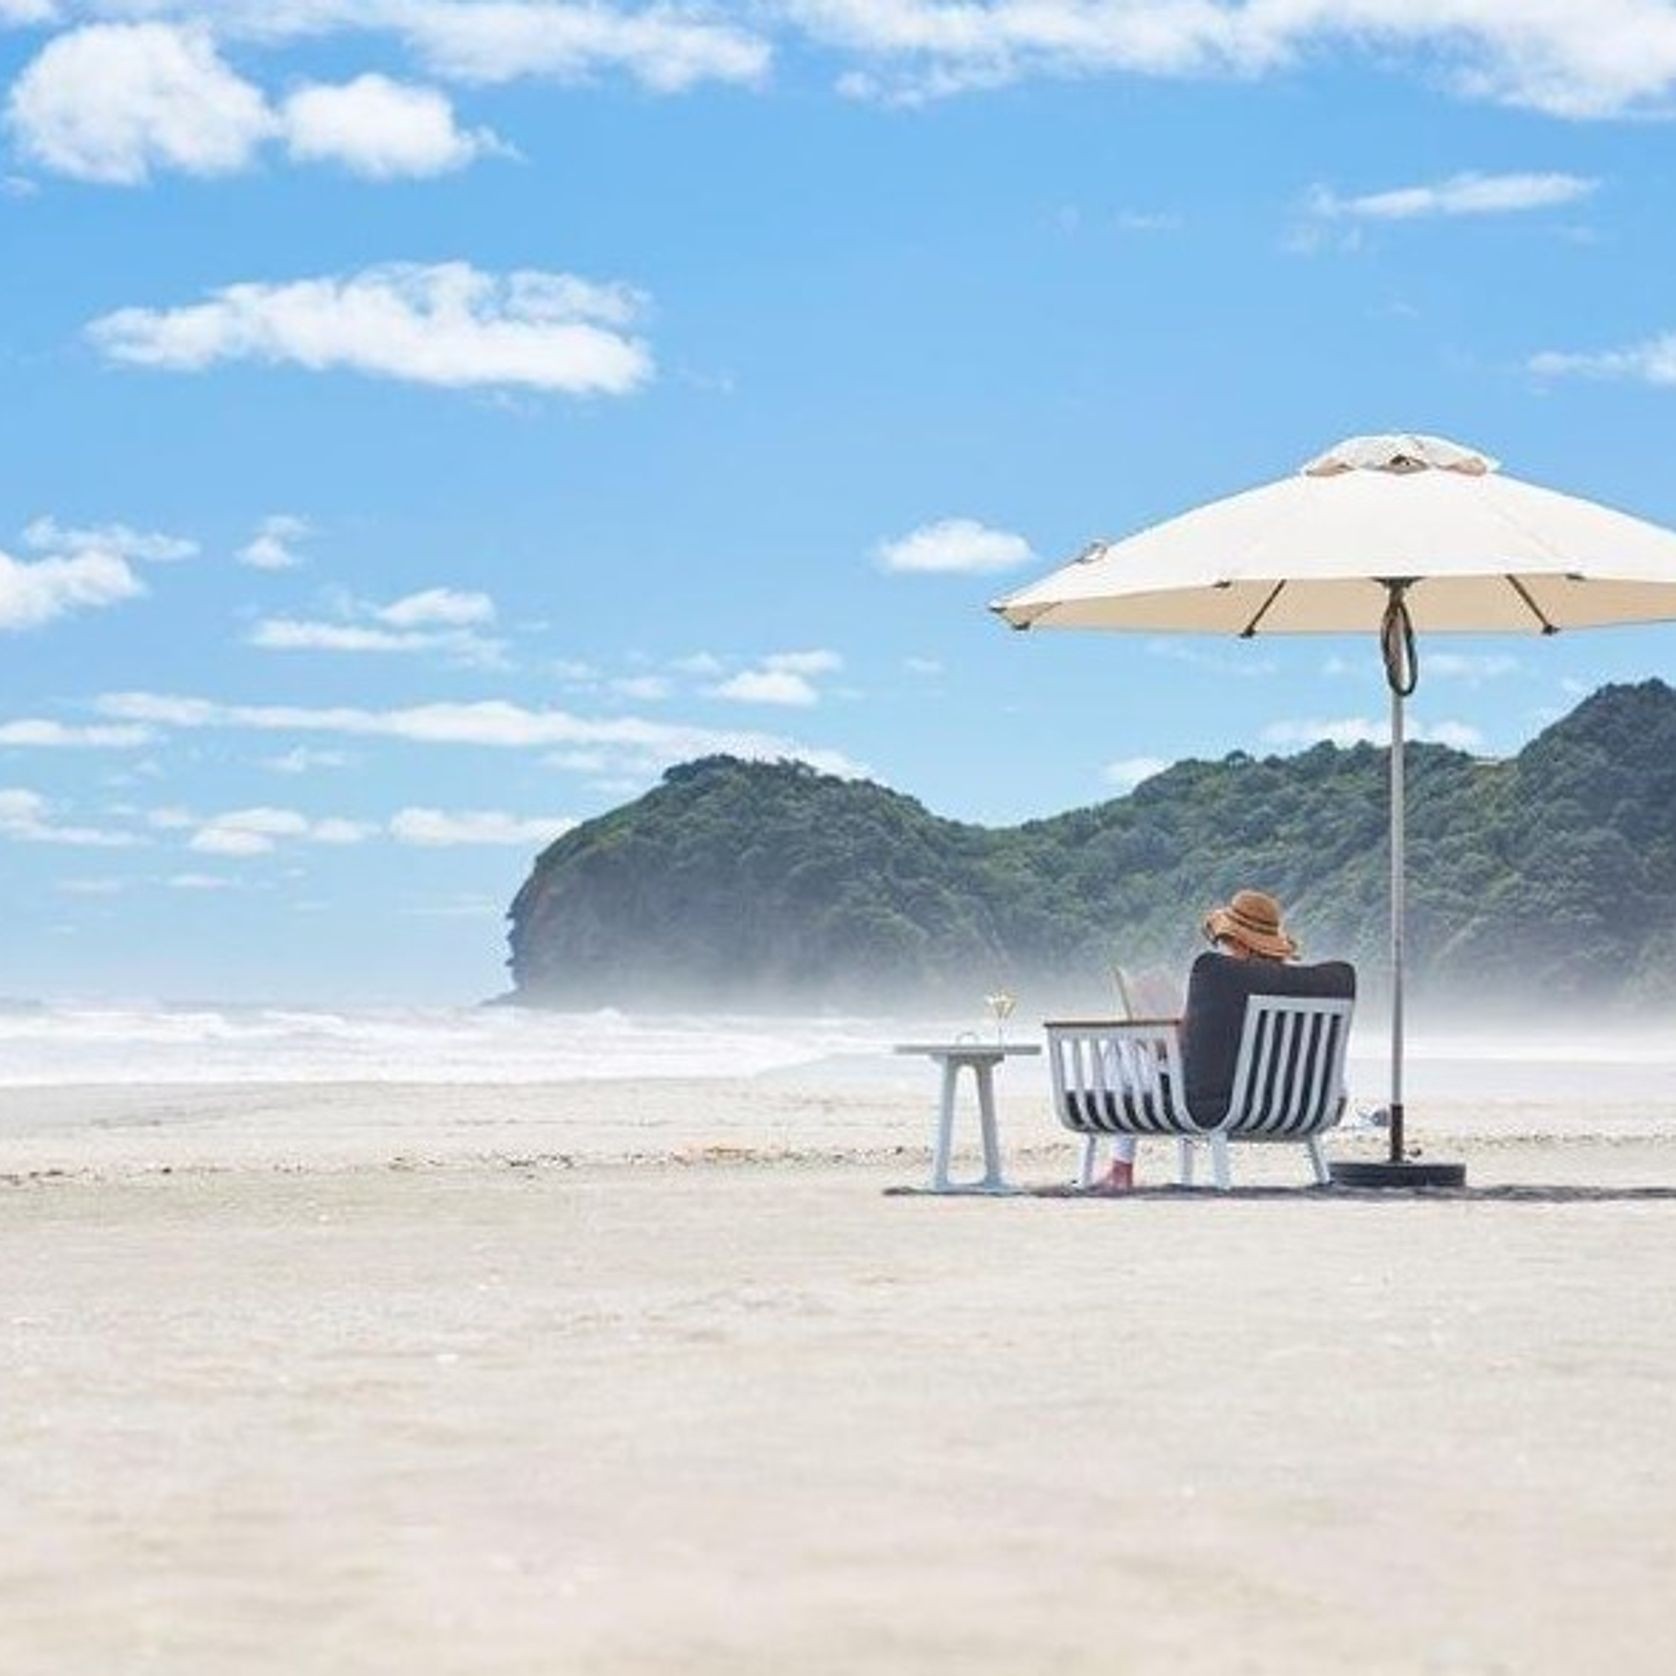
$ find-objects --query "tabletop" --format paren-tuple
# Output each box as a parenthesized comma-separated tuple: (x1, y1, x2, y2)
(893, 1042, 1042, 1058)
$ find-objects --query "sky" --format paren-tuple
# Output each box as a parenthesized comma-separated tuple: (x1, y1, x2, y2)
(4, 1, 1676, 1003)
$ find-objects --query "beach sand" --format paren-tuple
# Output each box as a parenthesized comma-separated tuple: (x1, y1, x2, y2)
(5, 1078, 1676, 1674)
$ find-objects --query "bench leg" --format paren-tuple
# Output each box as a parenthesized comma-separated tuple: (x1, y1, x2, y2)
(1305, 1136, 1331, 1186)
(1210, 1135, 1232, 1192)
(1077, 1134, 1099, 1189)
(1177, 1138, 1196, 1187)
(930, 1060, 958, 1191)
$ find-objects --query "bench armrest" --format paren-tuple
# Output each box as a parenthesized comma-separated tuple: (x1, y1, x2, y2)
(1043, 1017, 1182, 1033)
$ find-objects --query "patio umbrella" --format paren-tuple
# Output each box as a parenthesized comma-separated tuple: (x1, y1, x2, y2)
(991, 433, 1676, 1186)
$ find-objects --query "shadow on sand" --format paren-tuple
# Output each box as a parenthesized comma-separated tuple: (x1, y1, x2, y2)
(887, 1184, 1676, 1204)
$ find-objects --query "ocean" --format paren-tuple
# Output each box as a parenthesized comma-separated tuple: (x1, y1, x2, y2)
(0, 1000, 1673, 1106)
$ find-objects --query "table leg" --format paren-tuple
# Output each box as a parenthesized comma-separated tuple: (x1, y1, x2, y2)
(975, 1062, 1005, 1189)
(930, 1059, 957, 1191)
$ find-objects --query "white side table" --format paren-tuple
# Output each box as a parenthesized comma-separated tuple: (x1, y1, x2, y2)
(893, 1043, 1041, 1195)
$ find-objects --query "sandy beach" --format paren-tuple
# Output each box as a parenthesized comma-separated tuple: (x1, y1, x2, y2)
(4, 1074, 1676, 1675)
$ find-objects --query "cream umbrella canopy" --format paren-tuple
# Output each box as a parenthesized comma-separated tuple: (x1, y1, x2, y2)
(992, 433, 1676, 1186)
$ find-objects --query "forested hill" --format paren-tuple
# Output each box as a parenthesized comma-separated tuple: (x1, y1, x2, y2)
(506, 680, 1676, 1012)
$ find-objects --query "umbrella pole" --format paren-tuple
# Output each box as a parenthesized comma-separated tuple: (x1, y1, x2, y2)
(1389, 680, 1405, 1167)
(1330, 589, 1463, 1188)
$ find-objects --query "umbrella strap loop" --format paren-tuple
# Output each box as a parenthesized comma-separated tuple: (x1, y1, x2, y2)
(1381, 583, 1418, 697)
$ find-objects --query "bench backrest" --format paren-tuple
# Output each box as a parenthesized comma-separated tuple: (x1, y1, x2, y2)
(1221, 994, 1354, 1137)
(1182, 952, 1356, 1129)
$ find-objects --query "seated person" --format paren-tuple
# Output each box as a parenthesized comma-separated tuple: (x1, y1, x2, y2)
(1093, 888, 1298, 1192)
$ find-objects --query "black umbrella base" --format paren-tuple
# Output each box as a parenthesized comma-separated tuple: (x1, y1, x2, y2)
(1331, 1159, 1468, 1189)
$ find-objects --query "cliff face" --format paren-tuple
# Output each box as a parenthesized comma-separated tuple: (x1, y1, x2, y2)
(506, 681, 1676, 1012)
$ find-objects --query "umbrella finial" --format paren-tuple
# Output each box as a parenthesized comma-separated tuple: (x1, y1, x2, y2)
(1302, 434, 1499, 478)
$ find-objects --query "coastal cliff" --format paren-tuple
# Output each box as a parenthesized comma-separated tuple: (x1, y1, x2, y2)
(506, 681, 1676, 1011)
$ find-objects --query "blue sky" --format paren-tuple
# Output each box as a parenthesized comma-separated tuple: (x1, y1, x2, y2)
(4, 2, 1676, 1002)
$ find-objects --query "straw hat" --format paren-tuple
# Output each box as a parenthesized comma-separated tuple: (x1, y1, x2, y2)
(1203, 889, 1298, 960)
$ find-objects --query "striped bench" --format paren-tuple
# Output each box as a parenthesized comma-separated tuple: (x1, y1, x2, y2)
(1045, 993, 1354, 1189)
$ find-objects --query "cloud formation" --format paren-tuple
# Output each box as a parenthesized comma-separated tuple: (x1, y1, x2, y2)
(88, 262, 654, 395)
(96, 690, 864, 777)
(7, 23, 272, 184)
(280, 71, 505, 177)
(1530, 333, 1676, 387)
(708, 649, 844, 707)
(0, 719, 154, 747)
(806, 0, 1676, 114)
(188, 804, 376, 856)
(247, 586, 505, 665)
(0, 786, 140, 847)
(13, 2, 1676, 118)
(1261, 716, 1484, 751)
(24, 515, 198, 563)
(2, 511, 197, 632)
(0, 541, 143, 632)
(389, 806, 576, 847)
(876, 518, 1034, 574)
(5, 22, 508, 183)
(1308, 171, 1598, 221)
(237, 514, 311, 570)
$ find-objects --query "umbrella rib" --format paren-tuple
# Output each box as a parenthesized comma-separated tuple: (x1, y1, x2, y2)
(1238, 581, 1286, 638)
(1505, 574, 1559, 635)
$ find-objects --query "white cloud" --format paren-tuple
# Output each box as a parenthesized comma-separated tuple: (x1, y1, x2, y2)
(1103, 755, 1171, 791)
(262, 746, 351, 773)
(1530, 333, 1676, 386)
(904, 656, 943, 676)
(0, 542, 143, 631)
(876, 517, 1034, 574)
(376, 586, 495, 627)
(802, 0, 1676, 116)
(389, 807, 577, 847)
(1308, 172, 1597, 221)
(88, 261, 653, 395)
(281, 72, 505, 178)
(710, 669, 819, 707)
(394, 1, 771, 92)
(0, 719, 153, 747)
(24, 514, 197, 563)
(7, 23, 274, 184)
(0, 2, 57, 26)
(22, 1, 1676, 120)
(763, 648, 842, 675)
(249, 620, 445, 654)
(187, 804, 376, 856)
(705, 648, 844, 706)
(5, 24, 512, 186)
(96, 689, 865, 776)
(1261, 716, 1485, 751)
(248, 587, 506, 666)
(0, 786, 139, 847)
(7, 2, 773, 93)
(237, 513, 311, 570)
(56, 875, 124, 895)
(167, 872, 237, 890)
(1426, 652, 1520, 682)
